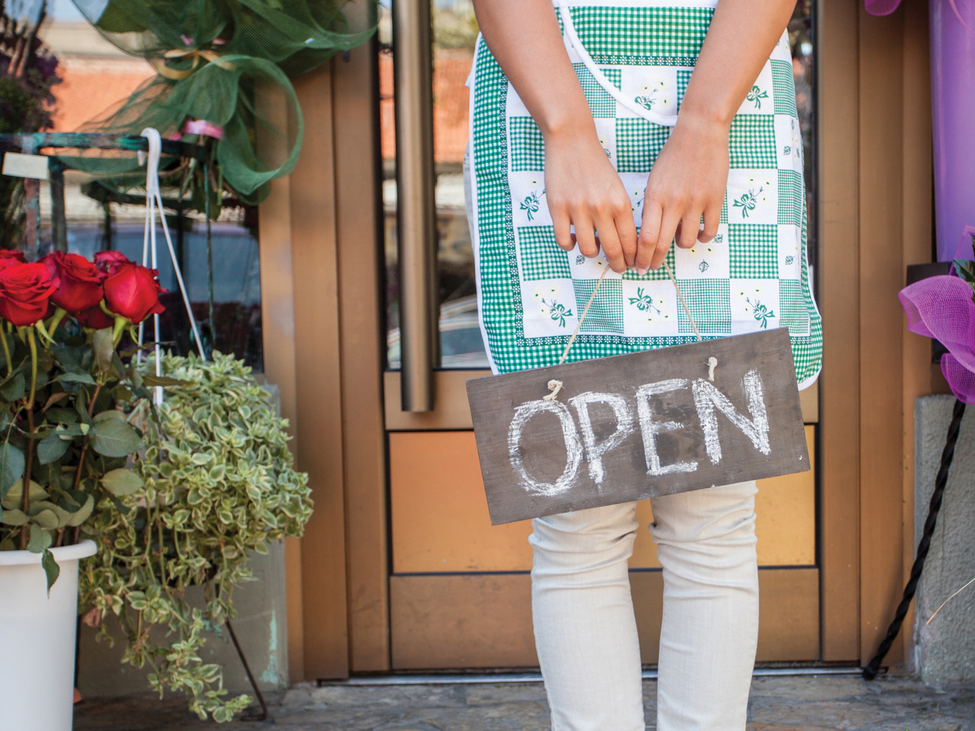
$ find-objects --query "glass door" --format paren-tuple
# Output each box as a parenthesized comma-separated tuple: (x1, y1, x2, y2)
(381, 0, 821, 670)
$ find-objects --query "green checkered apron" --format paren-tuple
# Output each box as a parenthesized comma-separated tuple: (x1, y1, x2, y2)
(467, 0, 822, 388)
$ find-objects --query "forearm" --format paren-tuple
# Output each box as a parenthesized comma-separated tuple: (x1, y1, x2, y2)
(680, 0, 797, 130)
(472, 0, 594, 140)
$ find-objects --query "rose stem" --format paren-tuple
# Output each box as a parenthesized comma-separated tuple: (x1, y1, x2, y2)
(18, 329, 38, 550)
(0, 330, 11, 378)
(70, 382, 103, 500)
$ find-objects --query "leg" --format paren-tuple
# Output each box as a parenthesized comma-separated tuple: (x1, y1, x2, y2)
(650, 481, 759, 731)
(530, 501, 645, 731)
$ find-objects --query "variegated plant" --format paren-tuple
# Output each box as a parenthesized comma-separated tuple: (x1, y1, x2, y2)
(79, 351, 313, 723)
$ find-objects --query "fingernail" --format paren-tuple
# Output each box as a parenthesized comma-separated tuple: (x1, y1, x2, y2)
(637, 268, 648, 276)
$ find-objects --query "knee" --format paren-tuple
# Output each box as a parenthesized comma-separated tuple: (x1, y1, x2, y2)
(530, 502, 639, 577)
(648, 480, 758, 549)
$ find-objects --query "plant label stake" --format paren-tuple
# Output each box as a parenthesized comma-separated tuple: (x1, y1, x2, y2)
(467, 265, 809, 525)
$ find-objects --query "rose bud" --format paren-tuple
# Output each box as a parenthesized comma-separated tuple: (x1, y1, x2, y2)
(93, 250, 135, 277)
(75, 303, 115, 330)
(0, 262, 59, 327)
(103, 264, 166, 323)
(40, 251, 106, 314)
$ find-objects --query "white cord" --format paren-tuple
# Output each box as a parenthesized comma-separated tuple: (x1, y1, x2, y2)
(138, 128, 208, 403)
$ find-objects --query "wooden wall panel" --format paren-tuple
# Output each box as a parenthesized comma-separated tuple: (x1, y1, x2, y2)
(334, 10, 392, 673)
(391, 429, 816, 574)
(898, 0, 934, 670)
(390, 432, 534, 574)
(391, 569, 818, 669)
(390, 574, 538, 670)
(818, 0, 862, 662)
(257, 95, 305, 680)
(289, 66, 351, 679)
(857, 4, 906, 667)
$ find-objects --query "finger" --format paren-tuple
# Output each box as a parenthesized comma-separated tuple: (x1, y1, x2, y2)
(650, 207, 682, 270)
(698, 200, 721, 244)
(636, 196, 661, 274)
(574, 218, 599, 259)
(678, 211, 701, 250)
(594, 214, 626, 273)
(553, 206, 573, 251)
(616, 211, 638, 269)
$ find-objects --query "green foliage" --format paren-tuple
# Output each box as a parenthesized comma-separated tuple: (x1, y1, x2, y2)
(0, 322, 150, 593)
(79, 351, 312, 722)
(952, 232, 975, 303)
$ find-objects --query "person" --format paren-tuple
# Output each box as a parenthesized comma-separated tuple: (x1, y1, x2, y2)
(464, 0, 821, 729)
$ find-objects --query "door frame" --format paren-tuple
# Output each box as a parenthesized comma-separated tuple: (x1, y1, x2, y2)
(258, 0, 937, 679)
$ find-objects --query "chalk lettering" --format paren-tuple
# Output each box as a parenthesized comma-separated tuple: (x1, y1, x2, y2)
(569, 391, 634, 486)
(635, 379, 699, 476)
(692, 369, 770, 464)
(507, 399, 583, 497)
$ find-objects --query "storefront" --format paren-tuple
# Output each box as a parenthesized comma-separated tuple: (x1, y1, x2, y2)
(257, 0, 942, 680)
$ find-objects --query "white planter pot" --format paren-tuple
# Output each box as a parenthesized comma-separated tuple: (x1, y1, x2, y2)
(0, 540, 97, 731)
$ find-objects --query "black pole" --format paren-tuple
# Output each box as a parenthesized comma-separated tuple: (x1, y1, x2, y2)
(226, 619, 269, 722)
(862, 398, 967, 680)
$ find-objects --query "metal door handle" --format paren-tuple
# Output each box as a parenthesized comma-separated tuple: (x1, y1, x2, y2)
(393, 0, 438, 411)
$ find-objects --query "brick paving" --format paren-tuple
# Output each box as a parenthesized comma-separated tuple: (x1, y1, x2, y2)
(74, 675, 975, 730)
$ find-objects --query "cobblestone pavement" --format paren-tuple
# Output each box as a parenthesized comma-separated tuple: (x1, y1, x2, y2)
(75, 675, 975, 730)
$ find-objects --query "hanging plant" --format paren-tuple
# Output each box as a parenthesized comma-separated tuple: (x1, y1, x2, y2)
(79, 350, 313, 722)
(68, 0, 376, 209)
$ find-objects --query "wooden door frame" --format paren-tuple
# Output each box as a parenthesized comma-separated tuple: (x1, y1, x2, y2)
(819, 0, 937, 666)
(258, 0, 938, 678)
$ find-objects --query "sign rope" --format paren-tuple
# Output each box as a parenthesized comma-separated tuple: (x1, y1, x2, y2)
(544, 255, 711, 401)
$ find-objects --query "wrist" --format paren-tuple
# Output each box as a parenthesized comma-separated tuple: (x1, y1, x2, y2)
(675, 98, 735, 134)
(539, 113, 598, 144)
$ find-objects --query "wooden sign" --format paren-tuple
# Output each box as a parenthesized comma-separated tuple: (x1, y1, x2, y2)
(466, 328, 809, 525)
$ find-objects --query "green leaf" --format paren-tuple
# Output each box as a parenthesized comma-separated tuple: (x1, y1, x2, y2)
(56, 372, 97, 385)
(32, 508, 59, 530)
(93, 410, 127, 423)
(100, 468, 144, 497)
(41, 548, 60, 594)
(27, 522, 52, 553)
(92, 328, 115, 373)
(0, 508, 28, 525)
(0, 442, 25, 500)
(89, 418, 143, 458)
(66, 495, 94, 527)
(0, 372, 25, 402)
(2, 479, 47, 510)
(142, 374, 188, 388)
(37, 432, 70, 465)
(46, 407, 78, 424)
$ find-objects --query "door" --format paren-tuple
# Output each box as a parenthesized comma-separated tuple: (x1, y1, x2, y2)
(379, 0, 822, 670)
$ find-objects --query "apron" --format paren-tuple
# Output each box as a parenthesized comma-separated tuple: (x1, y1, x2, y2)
(466, 0, 822, 389)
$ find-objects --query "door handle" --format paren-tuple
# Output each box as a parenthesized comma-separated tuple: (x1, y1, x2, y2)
(393, 0, 438, 412)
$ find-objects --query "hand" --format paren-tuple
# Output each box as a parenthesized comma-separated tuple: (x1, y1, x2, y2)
(544, 127, 637, 273)
(637, 115, 731, 272)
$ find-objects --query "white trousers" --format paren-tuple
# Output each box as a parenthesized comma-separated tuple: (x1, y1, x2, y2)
(530, 481, 760, 731)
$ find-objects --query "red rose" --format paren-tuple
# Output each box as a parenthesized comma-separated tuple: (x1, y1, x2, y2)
(103, 264, 166, 323)
(0, 250, 26, 264)
(40, 252, 106, 314)
(74, 303, 115, 330)
(0, 262, 59, 327)
(93, 251, 134, 277)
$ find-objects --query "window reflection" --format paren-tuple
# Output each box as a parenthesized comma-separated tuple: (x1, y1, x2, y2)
(30, 10, 264, 371)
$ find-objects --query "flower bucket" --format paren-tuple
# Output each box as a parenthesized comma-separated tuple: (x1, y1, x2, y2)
(930, 0, 975, 261)
(0, 540, 97, 731)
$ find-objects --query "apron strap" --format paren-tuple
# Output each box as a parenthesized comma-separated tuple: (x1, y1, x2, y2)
(557, 0, 680, 127)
